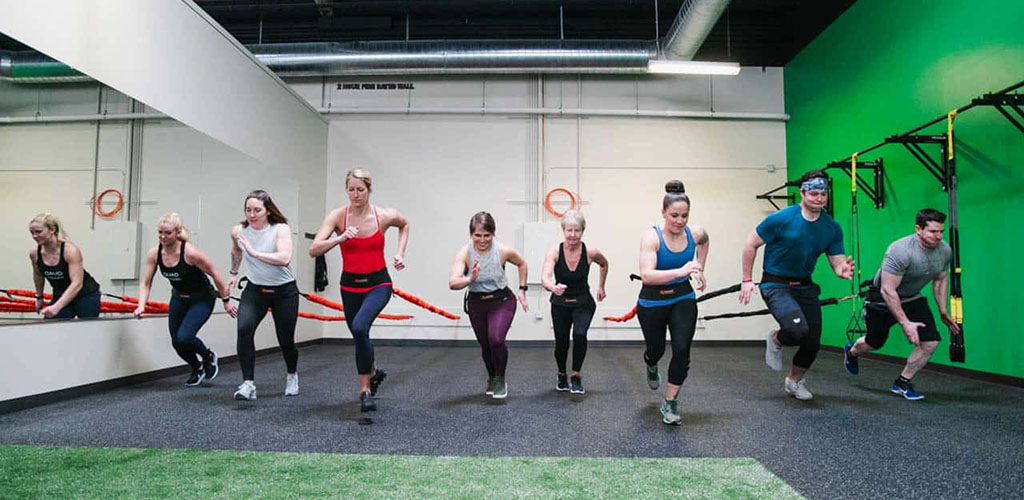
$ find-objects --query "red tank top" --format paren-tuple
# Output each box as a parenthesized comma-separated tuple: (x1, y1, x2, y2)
(339, 206, 388, 274)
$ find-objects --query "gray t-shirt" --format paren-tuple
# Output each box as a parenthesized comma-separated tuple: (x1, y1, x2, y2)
(871, 234, 951, 302)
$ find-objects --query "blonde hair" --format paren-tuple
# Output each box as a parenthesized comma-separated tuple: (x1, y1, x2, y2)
(345, 168, 373, 192)
(560, 210, 586, 232)
(156, 213, 190, 242)
(30, 213, 68, 242)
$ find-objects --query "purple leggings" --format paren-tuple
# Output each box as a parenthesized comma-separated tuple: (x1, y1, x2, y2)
(466, 294, 517, 376)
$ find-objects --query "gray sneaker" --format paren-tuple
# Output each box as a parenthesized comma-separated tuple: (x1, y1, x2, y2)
(765, 329, 783, 371)
(660, 399, 681, 425)
(646, 365, 661, 390)
(491, 376, 508, 399)
(785, 377, 813, 401)
(485, 376, 496, 395)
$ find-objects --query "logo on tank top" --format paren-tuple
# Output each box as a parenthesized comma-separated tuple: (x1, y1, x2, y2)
(163, 272, 181, 280)
(44, 270, 65, 279)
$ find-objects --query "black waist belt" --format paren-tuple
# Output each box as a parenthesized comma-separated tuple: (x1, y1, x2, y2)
(173, 288, 215, 302)
(638, 280, 694, 301)
(550, 293, 594, 308)
(761, 272, 815, 287)
(464, 287, 513, 313)
(341, 268, 392, 289)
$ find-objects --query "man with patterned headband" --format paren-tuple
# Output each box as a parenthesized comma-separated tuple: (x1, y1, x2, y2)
(738, 170, 854, 401)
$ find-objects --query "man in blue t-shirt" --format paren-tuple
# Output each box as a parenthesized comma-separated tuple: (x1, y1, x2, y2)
(739, 170, 854, 401)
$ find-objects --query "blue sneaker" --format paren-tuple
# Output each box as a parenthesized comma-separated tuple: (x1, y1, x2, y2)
(843, 342, 859, 375)
(890, 382, 924, 401)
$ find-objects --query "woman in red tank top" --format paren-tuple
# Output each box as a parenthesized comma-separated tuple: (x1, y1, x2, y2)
(310, 168, 410, 413)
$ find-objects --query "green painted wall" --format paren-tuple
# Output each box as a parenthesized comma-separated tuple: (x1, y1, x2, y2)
(785, 0, 1024, 378)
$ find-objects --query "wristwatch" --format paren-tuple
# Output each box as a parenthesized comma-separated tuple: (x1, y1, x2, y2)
(519, 285, 528, 291)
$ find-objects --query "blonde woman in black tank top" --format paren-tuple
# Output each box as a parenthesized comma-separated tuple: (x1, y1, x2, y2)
(540, 210, 608, 394)
(135, 213, 237, 387)
(28, 213, 101, 319)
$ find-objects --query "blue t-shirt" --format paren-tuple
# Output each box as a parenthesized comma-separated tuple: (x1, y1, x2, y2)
(756, 205, 844, 280)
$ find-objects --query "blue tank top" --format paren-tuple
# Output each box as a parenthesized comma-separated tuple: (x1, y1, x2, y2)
(638, 225, 696, 307)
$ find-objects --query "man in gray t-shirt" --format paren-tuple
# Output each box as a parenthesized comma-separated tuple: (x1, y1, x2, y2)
(842, 209, 961, 401)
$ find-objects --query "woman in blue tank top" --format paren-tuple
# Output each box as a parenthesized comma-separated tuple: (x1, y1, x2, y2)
(636, 181, 709, 426)
(134, 213, 237, 387)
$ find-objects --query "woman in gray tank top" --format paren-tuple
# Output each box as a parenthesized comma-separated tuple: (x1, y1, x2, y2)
(448, 211, 529, 400)
(229, 190, 300, 402)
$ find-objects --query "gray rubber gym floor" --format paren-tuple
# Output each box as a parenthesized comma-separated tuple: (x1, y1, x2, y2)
(1, 343, 1021, 500)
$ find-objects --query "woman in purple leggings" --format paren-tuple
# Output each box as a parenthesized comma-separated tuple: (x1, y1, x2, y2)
(448, 212, 529, 400)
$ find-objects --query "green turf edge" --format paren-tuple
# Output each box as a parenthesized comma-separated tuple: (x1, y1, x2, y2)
(0, 445, 806, 500)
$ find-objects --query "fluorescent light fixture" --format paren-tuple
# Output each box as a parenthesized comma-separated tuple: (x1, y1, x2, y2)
(647, 60, 740, 75)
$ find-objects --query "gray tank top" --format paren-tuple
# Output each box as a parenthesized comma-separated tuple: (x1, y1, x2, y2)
(238, 223, 295, 286)
(467, 244, 508, 293)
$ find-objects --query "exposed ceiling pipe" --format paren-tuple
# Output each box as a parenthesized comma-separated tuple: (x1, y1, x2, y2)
(661, 0, 731, 60)
(251, 40, 657, 76)
(0, 0, 730, 81)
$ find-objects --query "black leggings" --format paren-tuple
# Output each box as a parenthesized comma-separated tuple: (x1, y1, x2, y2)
(236, 281, 299, 381)
(637, 299, 698, 386)
(551, 302, 595, 373)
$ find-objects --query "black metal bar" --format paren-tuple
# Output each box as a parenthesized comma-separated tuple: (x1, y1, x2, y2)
(994, 105, 1024, 134)
(1011, 104, 1024, 122)
(828, 80, 1024, 164)
(903, 143, 945, 187)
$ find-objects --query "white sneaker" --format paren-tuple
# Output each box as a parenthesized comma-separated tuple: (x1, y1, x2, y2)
(234, 381, 257, 401)
(284, 373, 299, 396)
(765, 329, 783, 371)
(785, 378, 813, 401)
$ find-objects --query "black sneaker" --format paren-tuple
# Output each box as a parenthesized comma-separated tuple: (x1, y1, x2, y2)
(570, 375, 585, 394)
(203, 351, 219, 381)
(369, 368, 388, 396)
(185, 369, 205, 387)
(556, 373, 569, 392)
(360, 391, 377, 412)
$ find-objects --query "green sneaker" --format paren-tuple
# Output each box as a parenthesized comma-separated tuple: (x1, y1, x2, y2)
(660, 399, 681, 425)
(491, 376, 508, 399)
(646, 365, 661, 390)
(485, 376, 495, 395)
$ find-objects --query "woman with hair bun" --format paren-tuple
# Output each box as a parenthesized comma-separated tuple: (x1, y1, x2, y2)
(636, 180, 709, 425)
(134, 213, 237, 387)
(28, 213, 101, 319)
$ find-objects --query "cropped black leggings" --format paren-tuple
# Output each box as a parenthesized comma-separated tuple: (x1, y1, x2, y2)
(551, 302, 595, 373)
(236, 281, 299, 381)
(637, 299, 698, 386)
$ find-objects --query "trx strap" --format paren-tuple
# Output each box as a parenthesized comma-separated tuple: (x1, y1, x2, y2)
(845, 153, 866, 342)
(947, 109, 965, 362)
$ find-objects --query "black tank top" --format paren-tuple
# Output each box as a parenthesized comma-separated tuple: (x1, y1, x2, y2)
(550, 242, 593, 307)
(158, 241, 216, 301)
(37, 242, 100, 297)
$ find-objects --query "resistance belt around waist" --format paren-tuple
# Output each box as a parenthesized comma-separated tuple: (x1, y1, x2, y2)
(638, 280, 694, 301)
(341, 268, 392, 291)
(550, 293, 594, 308)
(464, 287, 513, 313)
(761, 271, 815, 287)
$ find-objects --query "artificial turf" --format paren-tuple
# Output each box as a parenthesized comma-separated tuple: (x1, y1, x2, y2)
(0, 445, 805, 499)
